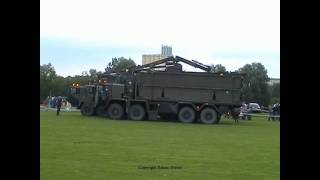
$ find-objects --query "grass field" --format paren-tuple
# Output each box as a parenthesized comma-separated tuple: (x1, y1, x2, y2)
(40, 111, 279, 180)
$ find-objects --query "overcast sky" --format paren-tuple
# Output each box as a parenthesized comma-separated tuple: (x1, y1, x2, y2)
(40, 0, 280, 78)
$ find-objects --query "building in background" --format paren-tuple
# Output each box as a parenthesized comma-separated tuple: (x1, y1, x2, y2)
(142, 54, 167, 65)
(142, 45, 173, 65)
(161, 45, 173, 57)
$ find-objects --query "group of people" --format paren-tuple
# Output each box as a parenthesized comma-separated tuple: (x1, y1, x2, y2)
(45, 96, 72, 115)
(238, 102, 280, 121)
(268, 103, 280, 121)
(46, 96, 60, 108)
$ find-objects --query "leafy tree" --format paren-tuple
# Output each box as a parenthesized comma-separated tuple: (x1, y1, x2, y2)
(51, 76, 67, 97)
(271, 82, 280, 98)
(82, 71, 89, 76)
(71, 75, 91, 86)
(96, 71, 103, 78)
(238, 62, 270, 106)
(105, 57, 136, 73)
(269, 82, 280, 105)
(211, 64, 226, 73)
(40, 63, 108, 103)
(40, 63, 57, 101)
(40, 63, 57, 80)
(89, 69, 97, 78)
(88, 69, 103, 79)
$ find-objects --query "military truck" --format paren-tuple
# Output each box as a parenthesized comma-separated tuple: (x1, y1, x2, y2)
(70, 56, 243, 124)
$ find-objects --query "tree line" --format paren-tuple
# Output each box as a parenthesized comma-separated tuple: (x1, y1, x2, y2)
(40, 58, 279, 107)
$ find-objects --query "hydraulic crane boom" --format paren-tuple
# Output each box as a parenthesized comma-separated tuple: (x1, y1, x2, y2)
(129, 56, 212, 73)
(175, 56, 212, 72)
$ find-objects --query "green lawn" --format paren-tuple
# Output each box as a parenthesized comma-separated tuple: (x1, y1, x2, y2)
(40, 111, 279, 180)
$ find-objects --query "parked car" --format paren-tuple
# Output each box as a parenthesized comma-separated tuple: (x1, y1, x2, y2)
(248, 103, 261, 113)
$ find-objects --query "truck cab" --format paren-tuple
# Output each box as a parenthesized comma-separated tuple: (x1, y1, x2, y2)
(70, 82, 126, 116)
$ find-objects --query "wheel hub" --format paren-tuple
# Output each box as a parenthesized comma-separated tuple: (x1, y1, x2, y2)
(112, 109, 119, 115)
(134, 110, 139, 116)
(183, 112, 190, 119)
(205, 113, 212, 120)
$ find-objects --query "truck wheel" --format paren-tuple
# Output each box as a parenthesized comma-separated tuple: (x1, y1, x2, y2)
(200, 108, 218, 124)
(129, 104, 145, 121)
(80, 104, 95, 116)
(107, 103, 124, 119)
(178, 106, 195, 123)
(96, 105, 108, 117)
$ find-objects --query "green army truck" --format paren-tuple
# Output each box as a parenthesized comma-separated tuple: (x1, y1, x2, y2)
(70, 56, 244, 124)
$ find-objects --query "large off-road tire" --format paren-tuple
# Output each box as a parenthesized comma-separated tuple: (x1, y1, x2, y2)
(96, 105, 108, 117)
(200, 107, 218, 124)
(128, 104, 146, 121)
(178, 106, 195, 123)
(80, 104, 95, 116)
(107, 103, 124, 119)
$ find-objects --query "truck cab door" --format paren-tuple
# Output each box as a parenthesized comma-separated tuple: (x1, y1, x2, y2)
(86, 86, 96, 105)
(94, 86, 99, 106)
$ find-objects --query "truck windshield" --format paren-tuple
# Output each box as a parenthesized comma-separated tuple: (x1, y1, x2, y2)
(70, 88, 80, 94)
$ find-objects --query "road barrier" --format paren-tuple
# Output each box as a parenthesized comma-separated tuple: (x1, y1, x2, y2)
(240, 113, 280, 118)
(40, 106, 80, 112)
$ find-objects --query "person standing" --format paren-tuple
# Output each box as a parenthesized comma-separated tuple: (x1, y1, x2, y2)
(66, 101, 72, 112)
(272, 103, 279, 121)
(246, 103, 252, 120)
(52, 97, 56, 108)
(268, 105, 273, 121)
(56, 96, 62, 116)
(47, 96, 52, 108)
(240, 103, 247, 120)
(275, 103, 280, 121)
(278, 104, 280, 121)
